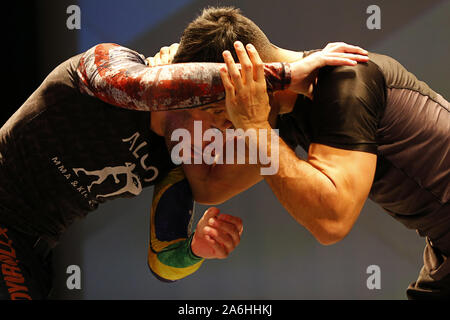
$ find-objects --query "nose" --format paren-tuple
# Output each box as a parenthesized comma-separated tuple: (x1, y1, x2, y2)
(223, 119, 233, 130)
(216, 119, 233, 131)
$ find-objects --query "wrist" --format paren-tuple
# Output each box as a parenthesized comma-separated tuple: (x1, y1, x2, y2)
(240, 120, 271, 132)
(189, 232, 204, 260)
(240, 121, 274, 152)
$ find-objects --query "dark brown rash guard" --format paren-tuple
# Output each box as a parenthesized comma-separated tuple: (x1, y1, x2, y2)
(277, 52, 449, 244)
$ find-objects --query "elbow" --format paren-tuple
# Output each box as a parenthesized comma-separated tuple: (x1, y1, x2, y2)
(194, 197, 227, 206)
(192, 191, 227, 205)
(191, 183, 231, 205)
(313, 219, 350, 246)
(311, 194, 361, 246)
(309, 207, 355, 246)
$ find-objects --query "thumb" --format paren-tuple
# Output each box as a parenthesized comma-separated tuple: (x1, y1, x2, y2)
(203, 207, 220, 220)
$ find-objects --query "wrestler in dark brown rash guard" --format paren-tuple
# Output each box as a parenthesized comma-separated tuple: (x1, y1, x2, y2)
(277, 52, 449, 233)
(277, 52, 449, 298)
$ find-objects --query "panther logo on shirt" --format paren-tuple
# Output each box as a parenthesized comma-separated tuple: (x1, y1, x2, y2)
(73, 162, 142, 199)
(51, 131, 159, 204)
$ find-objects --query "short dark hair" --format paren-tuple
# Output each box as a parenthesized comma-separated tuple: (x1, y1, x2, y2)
(173, 6, 275, 63)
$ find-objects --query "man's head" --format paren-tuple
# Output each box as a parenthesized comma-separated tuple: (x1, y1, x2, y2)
(171, 6, 282, 131)
(173, 6, 278, 64)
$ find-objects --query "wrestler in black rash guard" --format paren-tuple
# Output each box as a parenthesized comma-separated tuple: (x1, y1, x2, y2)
(0, 43, 289, 247)
(277, 52, 449, 298)
(0, 44, 290, 299)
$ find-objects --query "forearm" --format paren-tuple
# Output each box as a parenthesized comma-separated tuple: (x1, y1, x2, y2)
(186, 105, 281, 204)
(251, 124, 348, 244)
(191, 162, 263, 205)
(200, 107, 279, 202)
(216, 41, 372, 243)
(149, 234, 204, 282)
(149, 167, 204, 282)
(184, 134, 263, 204)
(77, 43, 291, 112)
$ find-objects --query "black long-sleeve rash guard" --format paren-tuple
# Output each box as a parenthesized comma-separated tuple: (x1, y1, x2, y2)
(0, 43, 291, 247)
(77, 43, 291, 111)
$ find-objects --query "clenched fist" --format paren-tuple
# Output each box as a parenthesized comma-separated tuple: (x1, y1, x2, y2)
(191, 207, 243, 259)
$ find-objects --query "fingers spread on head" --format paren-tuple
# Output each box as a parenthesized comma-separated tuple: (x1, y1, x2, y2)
(328, 52, 369, 62)
(338, 43, 368, 55)
(223, 50, 243, 90)
(220, 66, 235, 98)
(325, 56, 357, 66)
(234, 41, 253, 84)
(246, 43, 265, 83)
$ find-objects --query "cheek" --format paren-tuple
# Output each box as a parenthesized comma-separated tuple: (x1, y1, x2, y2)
(217, 112, 228, 122)
(202, 111, 217, 123)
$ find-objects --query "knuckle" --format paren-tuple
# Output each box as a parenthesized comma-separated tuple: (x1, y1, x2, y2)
(231, 70, 241, 78)
(243, 63, 252, 71)
(225, 83, 234, 91)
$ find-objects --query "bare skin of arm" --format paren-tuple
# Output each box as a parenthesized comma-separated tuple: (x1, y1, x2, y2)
(219, 41, 376, 244)
(262, 137, 376, 244)
(150, 42, 370, 205)
(157, 108, 264, 205)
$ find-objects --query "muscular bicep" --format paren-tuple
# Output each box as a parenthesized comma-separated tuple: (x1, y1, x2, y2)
(310, 62, 386, 153)
(307, 143, 377, 226)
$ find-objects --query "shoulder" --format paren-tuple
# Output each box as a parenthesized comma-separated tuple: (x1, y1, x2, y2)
(79, 43, 146, 69)
(314, 61, 386, 109)
(317, 61, 384, 95)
